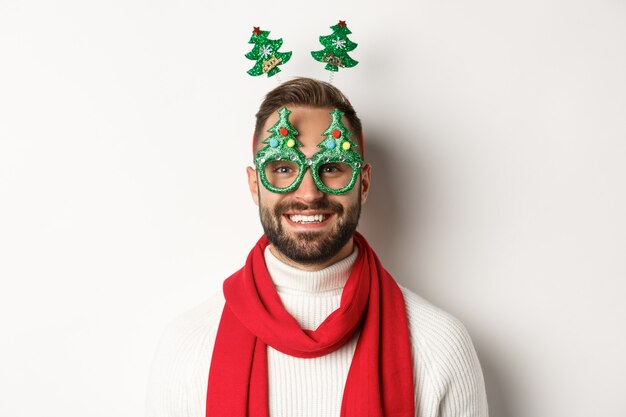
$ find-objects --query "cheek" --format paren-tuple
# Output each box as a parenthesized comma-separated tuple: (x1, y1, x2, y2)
(329, 194, 360, 214)
(338, 187, 361, 204)
(258, 189, 283, 208)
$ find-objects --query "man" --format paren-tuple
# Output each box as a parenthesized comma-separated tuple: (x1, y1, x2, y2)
(146, 78, 488, 417)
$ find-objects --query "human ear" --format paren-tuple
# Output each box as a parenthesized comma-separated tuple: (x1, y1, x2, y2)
(246, 166, 259, 206)
(360, 163, 372, 205)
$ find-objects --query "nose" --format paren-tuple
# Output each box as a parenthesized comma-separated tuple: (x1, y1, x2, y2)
(294, 166, 324, 202)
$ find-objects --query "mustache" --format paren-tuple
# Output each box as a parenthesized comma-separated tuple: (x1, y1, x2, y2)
(273, 199, 345, 216)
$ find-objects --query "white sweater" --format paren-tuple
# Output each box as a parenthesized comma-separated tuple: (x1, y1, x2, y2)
(145, 247, 488, 417)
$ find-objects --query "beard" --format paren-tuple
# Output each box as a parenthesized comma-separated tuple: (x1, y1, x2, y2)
(259, 195, 361, 266)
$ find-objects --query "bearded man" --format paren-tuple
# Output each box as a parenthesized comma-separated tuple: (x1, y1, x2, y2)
(145, 77, 489, 417)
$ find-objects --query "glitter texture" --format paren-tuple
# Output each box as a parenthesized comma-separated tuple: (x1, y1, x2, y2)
(245, 27, 292, 77)
(311, 21, 358, 72)
(255, 108, 364, 195)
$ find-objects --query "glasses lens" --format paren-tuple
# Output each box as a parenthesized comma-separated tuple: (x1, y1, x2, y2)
(264, 160, 301, 189)
(317, 162, 354, 190)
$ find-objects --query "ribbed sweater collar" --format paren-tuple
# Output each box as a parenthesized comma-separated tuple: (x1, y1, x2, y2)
(264, 246, 359, 294)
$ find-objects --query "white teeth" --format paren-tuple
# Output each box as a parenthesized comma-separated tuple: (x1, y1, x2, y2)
(289, 214, 327, 224)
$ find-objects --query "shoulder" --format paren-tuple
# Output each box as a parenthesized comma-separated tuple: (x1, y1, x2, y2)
(399, 284, 475, 353)
(160, 292, 226, 346)
(151, 291, 226, 372)
(154, 291, 224, 369)
(398, 285, 487, 406)
(145, 292, 225, 417)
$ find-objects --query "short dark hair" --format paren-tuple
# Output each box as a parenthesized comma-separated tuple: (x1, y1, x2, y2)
(254, 77, 363, 155)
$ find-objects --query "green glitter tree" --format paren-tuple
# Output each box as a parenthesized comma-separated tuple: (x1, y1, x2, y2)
(257, 107, 304, 161)
(256, 107, 307, 193)
(245, 27, 292, 77)
(316, 109, 361, 164)
(311, 21, 358, 72)
(312, 109, 363, 195)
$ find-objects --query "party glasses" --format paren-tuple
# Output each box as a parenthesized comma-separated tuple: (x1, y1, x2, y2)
(254, 107, 364, 195)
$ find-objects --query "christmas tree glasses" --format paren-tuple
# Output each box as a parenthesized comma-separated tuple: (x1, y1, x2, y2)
(255, 107, 364, 195)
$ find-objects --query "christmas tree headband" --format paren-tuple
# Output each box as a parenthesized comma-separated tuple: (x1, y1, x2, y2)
(245, 21, 358, 81)
(254, 106, 364, 195)
(246, 22, 362, 194)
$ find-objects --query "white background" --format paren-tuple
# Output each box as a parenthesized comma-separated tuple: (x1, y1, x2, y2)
(1, 1, 625, 416)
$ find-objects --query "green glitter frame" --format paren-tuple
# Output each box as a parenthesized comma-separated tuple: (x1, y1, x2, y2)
(255, 107, 364, 195)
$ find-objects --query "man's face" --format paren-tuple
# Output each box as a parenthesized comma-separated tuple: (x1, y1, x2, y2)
(246, 105, 371, 269)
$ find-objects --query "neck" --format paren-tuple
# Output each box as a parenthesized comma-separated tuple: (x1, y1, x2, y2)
(268, 237, 355, 272)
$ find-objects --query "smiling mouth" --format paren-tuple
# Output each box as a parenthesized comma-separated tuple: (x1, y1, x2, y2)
(286, 214, 331, 224)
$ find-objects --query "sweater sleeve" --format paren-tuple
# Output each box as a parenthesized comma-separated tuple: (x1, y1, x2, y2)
(400, 286, 489, 417)
(145, 293, 225, 417)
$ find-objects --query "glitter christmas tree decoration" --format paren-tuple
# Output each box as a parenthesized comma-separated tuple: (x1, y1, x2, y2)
(316, 108, 361, 166)
(261, 106, 303, 151)
(311, 20, 358, 72)
(312, 108, 363, 195)
(246, 27, 292, 77)
(255, 107, 306, 193)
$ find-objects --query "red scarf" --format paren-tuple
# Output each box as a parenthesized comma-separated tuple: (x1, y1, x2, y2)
(206, 232, 415, 417)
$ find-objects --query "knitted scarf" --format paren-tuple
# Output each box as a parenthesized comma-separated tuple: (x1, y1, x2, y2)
(206, 232, 414, 417)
